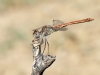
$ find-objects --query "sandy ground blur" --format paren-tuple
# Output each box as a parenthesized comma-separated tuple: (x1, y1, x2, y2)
(0, 0, 100, 75)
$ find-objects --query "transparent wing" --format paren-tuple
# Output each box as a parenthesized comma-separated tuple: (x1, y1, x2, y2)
(53, 20, 64, 26)
(52, 20, 67, 31)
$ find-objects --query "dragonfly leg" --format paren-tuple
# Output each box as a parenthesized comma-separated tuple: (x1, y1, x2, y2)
(42, 38, 46, 55)
(42, 37, 49, 55)
(45, 38, 49, 55)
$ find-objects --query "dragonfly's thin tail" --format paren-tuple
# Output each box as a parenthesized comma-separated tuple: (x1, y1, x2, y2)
(65, 18, 94, 26)
(54, 18, 94, 29)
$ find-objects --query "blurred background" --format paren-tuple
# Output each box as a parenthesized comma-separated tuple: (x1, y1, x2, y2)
(0, 0, 99, 75)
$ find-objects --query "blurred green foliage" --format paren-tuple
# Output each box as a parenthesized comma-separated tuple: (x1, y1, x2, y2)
(0, 27, 27, 54)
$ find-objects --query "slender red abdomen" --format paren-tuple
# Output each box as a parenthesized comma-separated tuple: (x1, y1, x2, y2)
(54, 18, 94, 29)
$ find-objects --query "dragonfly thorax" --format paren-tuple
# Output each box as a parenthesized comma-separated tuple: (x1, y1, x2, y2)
(43, 27, 55, 36)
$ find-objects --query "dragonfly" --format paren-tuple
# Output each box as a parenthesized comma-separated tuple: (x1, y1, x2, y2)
(32, 18, 94, 55)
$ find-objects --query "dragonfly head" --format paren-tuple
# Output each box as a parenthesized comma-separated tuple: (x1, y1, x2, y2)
(33, 29, 41, 39)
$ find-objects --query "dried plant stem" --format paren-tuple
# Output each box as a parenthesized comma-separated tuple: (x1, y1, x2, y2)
(31, 41, 56, 75)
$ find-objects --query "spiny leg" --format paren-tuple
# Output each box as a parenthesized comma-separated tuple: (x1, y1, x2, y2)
(42, 37, 49, 55)
(42, 37, 46, 55)
(45, 38, 49, 55)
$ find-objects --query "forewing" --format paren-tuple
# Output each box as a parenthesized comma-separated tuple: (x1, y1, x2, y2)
(53, 20, 64, 26)
(58, 27, 68, 31)
(52, 20, 67, 31)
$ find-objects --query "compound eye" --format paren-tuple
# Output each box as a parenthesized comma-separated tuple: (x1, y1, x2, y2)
(35, 32, 40, 38)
